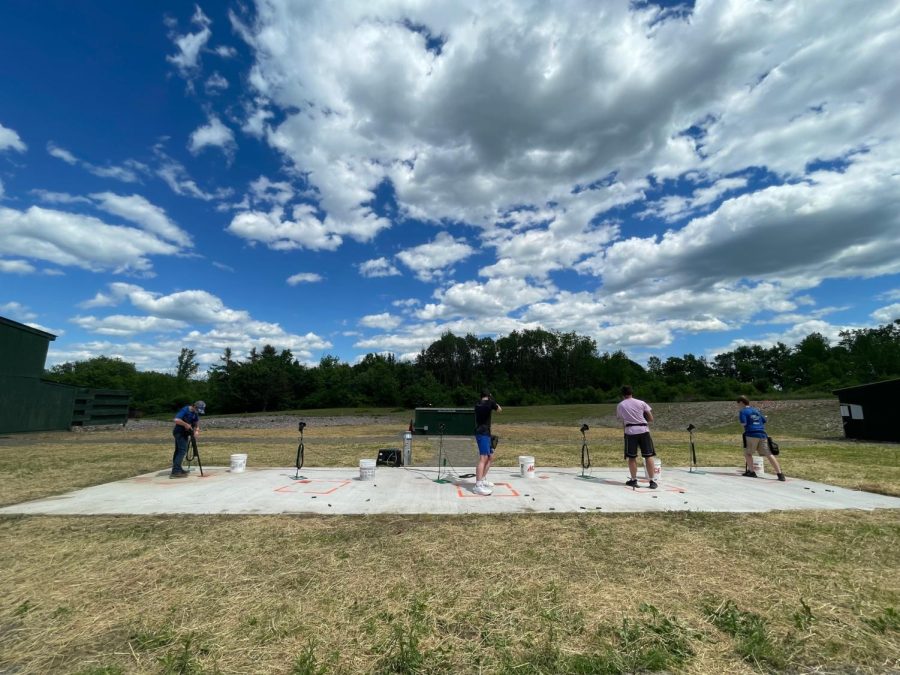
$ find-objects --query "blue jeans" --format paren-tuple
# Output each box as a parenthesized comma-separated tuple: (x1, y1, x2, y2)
(172, 432, 189, 473)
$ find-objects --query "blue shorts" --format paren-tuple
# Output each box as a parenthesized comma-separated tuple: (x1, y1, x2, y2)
(476, 434, 493, 456)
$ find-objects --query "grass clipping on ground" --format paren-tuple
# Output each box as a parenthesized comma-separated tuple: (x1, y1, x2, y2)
(1, 512, 898, 674)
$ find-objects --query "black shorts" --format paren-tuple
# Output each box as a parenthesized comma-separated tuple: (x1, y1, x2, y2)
(623, 432, 655, 459)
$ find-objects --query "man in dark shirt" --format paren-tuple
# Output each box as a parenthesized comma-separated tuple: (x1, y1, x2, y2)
(473, 389, 501, 495)
(170, 400, 205, 477)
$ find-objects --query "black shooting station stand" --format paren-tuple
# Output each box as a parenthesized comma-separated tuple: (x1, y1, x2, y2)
(433, 425, 453, 484)
(185, 432, 204, 477)
(687, 424, 699, 473)
(293, 421, 307, 480)
(577, 424, 592, 480)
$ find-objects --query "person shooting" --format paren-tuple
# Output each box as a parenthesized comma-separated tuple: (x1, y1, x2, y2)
(473, 389, 502, 495)
(170, 400, 205, 478)
(616, 386, 658, 489)
(737, 396, 785, 481)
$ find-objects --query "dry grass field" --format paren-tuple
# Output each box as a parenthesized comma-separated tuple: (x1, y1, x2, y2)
(1, 400, 898, 674)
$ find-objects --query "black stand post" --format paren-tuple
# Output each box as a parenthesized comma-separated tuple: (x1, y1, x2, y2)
(433, 425, 451, 483)
(578, 424, 592, 479)
(687, 424, 698, 472)
(186, 432, 204, 477)
(294, 422, 307, 480)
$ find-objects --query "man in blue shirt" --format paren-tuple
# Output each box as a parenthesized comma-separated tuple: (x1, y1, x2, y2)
(171, 400, 205, 478)
(737, 396, 784, 481)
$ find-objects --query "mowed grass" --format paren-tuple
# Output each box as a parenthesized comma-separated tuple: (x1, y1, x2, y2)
(1, 401, 898, 673)
(1, 512, 898, 674)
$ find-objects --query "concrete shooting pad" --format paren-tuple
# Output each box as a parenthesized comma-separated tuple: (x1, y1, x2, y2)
(2, 465, 899, 516)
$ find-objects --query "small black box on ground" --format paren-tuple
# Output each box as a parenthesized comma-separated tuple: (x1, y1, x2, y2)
(376, 448, 402, 467)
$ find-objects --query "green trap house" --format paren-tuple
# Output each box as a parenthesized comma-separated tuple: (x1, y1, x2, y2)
(413, 407, 476, 436)
(0, 316, 130, 433)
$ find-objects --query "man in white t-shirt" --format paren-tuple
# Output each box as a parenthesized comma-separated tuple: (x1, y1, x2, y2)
(615, 385, 657, 489)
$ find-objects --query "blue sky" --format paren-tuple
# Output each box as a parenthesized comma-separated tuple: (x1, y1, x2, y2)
(1, 0, 899, 374)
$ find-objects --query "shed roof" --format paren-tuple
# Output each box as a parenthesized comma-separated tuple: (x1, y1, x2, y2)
(832, 378, 900, 394)
(0, 315, 57, 341)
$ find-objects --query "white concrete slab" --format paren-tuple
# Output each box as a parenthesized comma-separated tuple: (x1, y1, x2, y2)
(2, 466, 899, 515)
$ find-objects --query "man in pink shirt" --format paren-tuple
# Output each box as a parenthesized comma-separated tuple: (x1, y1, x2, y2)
(616, 385, 657, 489)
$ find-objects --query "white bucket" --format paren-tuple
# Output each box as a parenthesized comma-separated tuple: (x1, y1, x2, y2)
(644, 458, 662, 480)
(519, 455, 536, 478)
(359, 458, 376, 480)
(752, 456, 765, 475)
(230, 453, 247, 473)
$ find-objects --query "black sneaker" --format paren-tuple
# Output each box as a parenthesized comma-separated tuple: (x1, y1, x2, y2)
(170, 472, 188, 479)
(777, 473, 786, 482)
(648, 480, 658, 489)
(742, 470, 757, 478)
(625, 478, 638, 487)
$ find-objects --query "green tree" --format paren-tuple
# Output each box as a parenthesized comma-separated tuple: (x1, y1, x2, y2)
(206, 347, 240, 413)
(46, 356, 137, 390)
(839, 320, 900, 382)
(785, 332, 835, 389)
(234, 345, 295, 412)
(417, 332, 473, 389)
(353, 353, 401, 406)
(306, 355, 356, 408)
(176, 347, 199, 381)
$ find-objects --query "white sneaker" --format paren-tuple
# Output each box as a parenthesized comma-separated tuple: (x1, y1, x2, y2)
(473, 484, 492, 496)
(482, 480, 495, 488)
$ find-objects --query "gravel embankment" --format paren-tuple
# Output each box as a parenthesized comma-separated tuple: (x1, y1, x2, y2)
(72, 400, 841, 437)
(108, 415, 397, 432)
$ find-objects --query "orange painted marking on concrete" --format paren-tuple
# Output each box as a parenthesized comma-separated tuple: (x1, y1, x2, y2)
(306, 480, 351, 495)
(457, 482, 520, 498)
(275, 479, 351, 495)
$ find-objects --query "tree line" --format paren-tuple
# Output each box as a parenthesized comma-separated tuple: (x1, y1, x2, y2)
(43, 320, 900, 416)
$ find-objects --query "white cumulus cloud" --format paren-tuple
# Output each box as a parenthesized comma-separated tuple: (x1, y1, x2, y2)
(46, 143, 143, 183)
(0, 122, 27, 153)
(227, 205, 342, 251)
(287, 272, 323, 285)
(359, 312, 402, 330)
(89, 192, 192, 245)
(46, 142, 77, 164)
(188, 116, 236, 155)
(396, 232, 475, 282)
(205, 72, 229, 94)
(167, 5, 212, 77)
(61, 282, 333, 370)
(871, 303, 900, 324)
(0, 206, 178, 273)
(358, 257, 401, 278)
(0, 259, 36, 274)
(70, 314, 188, 336)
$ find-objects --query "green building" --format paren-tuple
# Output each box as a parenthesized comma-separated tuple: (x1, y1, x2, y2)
(412, 407, 476, 436)
(0, 316, 130, 433)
